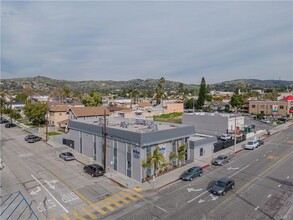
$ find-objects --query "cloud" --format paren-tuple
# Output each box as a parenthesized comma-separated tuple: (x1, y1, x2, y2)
(1, 1, 292, 84)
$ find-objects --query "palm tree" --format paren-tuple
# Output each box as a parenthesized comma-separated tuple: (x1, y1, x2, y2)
(169, 151, 178, 169)
(141, 159, 151, 181)
(177, 145, 187, 166)
(150, 147, 165, 176)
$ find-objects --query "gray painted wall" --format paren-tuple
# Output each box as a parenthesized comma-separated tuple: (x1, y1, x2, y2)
(182, 114, 228, 135)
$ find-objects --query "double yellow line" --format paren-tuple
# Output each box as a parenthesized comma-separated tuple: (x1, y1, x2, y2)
(209, 151, 293, 217)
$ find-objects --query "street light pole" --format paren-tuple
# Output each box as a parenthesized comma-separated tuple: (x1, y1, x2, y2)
(234, 108, 237, 153)
(103, 109, 107, 173)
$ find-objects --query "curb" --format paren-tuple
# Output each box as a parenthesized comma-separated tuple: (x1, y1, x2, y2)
(201, 164, 210, 169)
(108, 177, 128, 188)
(234, 148, 243, 154)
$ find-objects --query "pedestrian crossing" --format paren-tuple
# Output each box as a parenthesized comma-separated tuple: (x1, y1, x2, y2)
(50, 188, 143, 220)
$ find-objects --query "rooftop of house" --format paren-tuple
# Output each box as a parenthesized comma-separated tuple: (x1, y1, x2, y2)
(68, 106, 110, 117)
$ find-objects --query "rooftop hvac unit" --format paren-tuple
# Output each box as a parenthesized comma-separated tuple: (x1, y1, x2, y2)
(120, 121, 129, 128)
(136, 118, 144, 125)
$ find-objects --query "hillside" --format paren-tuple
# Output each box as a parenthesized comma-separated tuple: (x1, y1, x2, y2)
(1, 76, 292, 95)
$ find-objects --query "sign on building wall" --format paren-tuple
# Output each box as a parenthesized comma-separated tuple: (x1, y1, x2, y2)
(272, 105, 278, 112)
(133, 148, 140, 159)
(159, 147, 166, 157)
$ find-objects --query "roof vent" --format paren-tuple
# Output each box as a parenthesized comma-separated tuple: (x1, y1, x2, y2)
(120, 121, 129, 128)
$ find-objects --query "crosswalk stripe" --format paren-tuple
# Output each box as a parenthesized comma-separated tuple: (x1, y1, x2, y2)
(90, 204, 107, 215)
(113, 193, 130, 204)
(71, 210, 86, 220)
(120, 191, 137, 201)
(61, 214, 71, 220)
(105, 197, 123, 208)
(127, 189, 143, 198)
(81, 207, 97, 219)
(133, 187, 142, 192)
(98, 200, 115, 211)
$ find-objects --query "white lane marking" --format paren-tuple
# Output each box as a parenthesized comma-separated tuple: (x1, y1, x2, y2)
(187, 165, 250, 204)
(255, 206, 259, 211)
(286, 176, 290, 179)
(227, 167, 239, 170)
(44, 180, 57, 190)
(187, 188, 203, 192)
(228, 165, 250, 178)
(256, 159, 259, 161)
(31, 174, 69, 213)
(198, 199, 205, 203)
(156, 205, 167, 213)
(187, 190, 209, 204)
(267, 194, 271, 198)
(210, 194, 218, 201)
(30, 186, 41, 195)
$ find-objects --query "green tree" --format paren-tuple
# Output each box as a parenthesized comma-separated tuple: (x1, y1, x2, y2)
(10, 110, 21, 120)
(23, 102, 48, 125)
(196, 77, 207, 109)
(178, 83, 184, 94)
(230, 94, 244, 108)
(141, 159, 151, 181)
(184, 98, 195, 109)
(82, 91, 102, 107)
(150, 147, 165, 176)
(169, 151, 178, 168)
(63, 86, 71, 97)
(177, 145, 187, 166)
(13, 93, 28, 102)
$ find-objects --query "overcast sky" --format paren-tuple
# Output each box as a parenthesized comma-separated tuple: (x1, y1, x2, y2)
(1, 1, 292, 84)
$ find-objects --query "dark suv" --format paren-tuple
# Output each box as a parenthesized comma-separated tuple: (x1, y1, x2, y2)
(211, 177, 235, 196)
(84, 164, 104, 177)
(5, 123, 16, 128)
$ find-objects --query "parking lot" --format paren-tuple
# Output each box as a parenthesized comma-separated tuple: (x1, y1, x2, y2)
(0, 124, 125, 219)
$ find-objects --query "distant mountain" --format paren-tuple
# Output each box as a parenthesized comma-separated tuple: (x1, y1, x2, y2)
(0, 76, 198, 95)
(1, 76, 292, 95)
(211, 79, 293, 92)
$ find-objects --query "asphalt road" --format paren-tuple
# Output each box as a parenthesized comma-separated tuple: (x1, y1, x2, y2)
(105, 125, 293, 220)
(0, 124, 125, 219)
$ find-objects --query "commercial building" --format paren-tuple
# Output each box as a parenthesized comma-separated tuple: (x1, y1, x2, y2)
(182, 112, 245, 136)
(248, 95, 293, 116)
(67, 117, 195, 182)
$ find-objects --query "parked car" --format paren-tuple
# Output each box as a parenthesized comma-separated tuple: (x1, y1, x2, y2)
(5, 123, 16, 128)
(257, 139, 264, 146)
(277, 118, 286, 123)
(244, 140, 259, 150)
(84, 164, 104, 177)
(211, 177, 235, 196)
(0, 118, 9, 124)
(220, 134, 232, 141)
(180, 166, 203, 181)
(212, 155, 229, 166)
(27, 136, 42, 143)
(59, 152, 75, 161)
(261, 118, 271, 124)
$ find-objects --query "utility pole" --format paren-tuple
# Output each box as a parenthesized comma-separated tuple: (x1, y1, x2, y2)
(234, 108, 237, 153)
(103, 109, 107, 172)
(45, 120, 49, 142)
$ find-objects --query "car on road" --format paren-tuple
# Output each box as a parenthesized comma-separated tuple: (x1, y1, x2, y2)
(212, 155, 229, 166)
(25, 134, 38, 141)
(220, 134, 232, 141)
(5, 123, 16, 128)
(84, 164, 104, 177)
(180, 166, 203, 181)
(0, 118, 9, 124)
(211, 177, 235, 196)
(26, 136, 42, 143)
(59, 152, 75, 161)
(244, 140, 259, 150)
(261, 118, 271, 124)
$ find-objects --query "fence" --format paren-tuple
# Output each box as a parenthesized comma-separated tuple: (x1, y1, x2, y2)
(213, 134, 246, 153)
